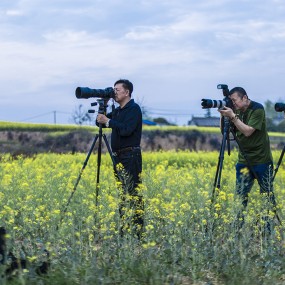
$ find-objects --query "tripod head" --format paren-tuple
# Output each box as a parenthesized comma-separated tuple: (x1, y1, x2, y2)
(88, 98, 109, 115)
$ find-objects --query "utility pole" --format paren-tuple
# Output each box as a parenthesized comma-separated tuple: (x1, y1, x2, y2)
(53, 111, 56, 124)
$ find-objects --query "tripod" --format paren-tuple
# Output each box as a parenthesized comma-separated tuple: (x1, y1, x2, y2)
(273, 143, 285, 182)
(58, 99, 115, 226)
(211, 116, 282, 226)
(211, 116, 233, 203)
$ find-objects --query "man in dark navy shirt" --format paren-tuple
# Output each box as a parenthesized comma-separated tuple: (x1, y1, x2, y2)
(96, 79, 144, 239)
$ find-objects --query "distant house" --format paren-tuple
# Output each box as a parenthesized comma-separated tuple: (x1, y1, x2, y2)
(188, 116, 220, 127)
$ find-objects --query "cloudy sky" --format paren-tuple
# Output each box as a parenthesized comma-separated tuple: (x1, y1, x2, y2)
(1, 0, 285, 125)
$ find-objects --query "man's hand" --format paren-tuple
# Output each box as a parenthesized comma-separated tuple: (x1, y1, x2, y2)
(96, 114, 109, 124)
(218, 107, 235, 119)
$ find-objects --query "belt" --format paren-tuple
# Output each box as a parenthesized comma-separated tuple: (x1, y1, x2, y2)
(112, 146, 141, 156)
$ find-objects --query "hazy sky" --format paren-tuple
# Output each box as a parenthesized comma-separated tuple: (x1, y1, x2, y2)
(1, 0, 285, 125)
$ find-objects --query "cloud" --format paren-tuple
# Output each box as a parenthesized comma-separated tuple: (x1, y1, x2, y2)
(1, 0, 285, 124)
(5, 10, 24, 16)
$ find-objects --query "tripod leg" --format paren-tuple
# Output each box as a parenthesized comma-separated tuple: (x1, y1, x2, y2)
(95, 132, 103, 206)
(273, 144, 285, 181)
(102, 134, 116, 166)
(102, 134, 126, 185)
(94, 128, 115, 206)
(212, 118, 230, 203)
(58, 134, 99, 228)
(212, 136, 226, 201)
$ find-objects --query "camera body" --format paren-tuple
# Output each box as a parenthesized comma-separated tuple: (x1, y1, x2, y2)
(96, 99, 108, 114)
(76, 87, 115, 100)
(275, 103, 285, 112)
(201, 84, 234, 110)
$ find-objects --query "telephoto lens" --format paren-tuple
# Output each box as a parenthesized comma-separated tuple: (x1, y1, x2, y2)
(75, 87, 115, 99)
(201, 99, 226, 109)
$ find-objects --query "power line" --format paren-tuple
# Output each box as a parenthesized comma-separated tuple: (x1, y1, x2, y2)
(18, 107, 206, 125)
(20, 110, 72, 124)
(145, 106, 206, 117)
(146, 109, 193, 117)
(147, 107, 191, 112)
(20, 111, 56, 122)
(147, 111, 191, 117)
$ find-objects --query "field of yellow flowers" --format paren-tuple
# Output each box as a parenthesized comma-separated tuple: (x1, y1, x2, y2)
(1, 150, 285, 284)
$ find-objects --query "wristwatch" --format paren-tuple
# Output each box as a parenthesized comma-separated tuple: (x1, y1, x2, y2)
(105, 119, 110, 127)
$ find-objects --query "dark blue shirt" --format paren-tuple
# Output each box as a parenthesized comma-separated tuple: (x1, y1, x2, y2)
(107, 99, 142, 151)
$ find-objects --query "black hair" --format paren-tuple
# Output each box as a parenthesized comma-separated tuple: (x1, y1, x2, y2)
(114, 79, 133, 97)
(229, 87, 248, 99)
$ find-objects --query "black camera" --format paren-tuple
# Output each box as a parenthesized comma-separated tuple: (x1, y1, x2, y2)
(201, 84, 234, 110)
(275, 103, 285, 112)
(75, 87, 115, 100)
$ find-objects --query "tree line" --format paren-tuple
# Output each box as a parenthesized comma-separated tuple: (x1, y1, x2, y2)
(264, 100, 285, 132)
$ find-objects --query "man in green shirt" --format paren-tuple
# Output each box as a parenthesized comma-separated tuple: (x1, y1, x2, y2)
(219, 87, 276, 228)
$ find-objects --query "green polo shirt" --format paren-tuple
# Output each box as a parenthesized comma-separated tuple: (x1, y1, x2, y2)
(235, 101, 273, 165)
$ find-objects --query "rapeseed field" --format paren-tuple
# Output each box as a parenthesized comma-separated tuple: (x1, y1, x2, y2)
(0, 150, 285, 284)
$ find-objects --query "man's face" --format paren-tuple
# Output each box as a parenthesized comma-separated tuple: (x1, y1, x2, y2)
(114, 83, 129, 103)
(230, 92, 247, 111)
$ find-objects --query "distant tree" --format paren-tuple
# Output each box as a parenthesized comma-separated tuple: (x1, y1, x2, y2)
(277, 119, 285, 132)
(264, 100, 276, 119)
(71, 104, 92, 125)
(135, 96, 148, 118)
(153, 117, 173, 125)
(263, 99, 285, 131)
(266, 118, 278, 132)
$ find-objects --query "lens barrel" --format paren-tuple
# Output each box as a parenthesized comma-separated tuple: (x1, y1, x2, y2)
(201, 99, 226, 109)
(275, 103, 285, 112)
(75, 87, 115, 99)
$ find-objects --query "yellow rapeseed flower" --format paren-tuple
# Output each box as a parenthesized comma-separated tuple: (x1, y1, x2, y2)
(214, 203, 221, 211)
(180, 202, 190, 211)
(142, 241, 156, 249)
(145, 224, 154, 231)
(53, 209, 61, 215)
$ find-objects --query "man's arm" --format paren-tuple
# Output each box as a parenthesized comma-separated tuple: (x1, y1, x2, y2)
(230, 115, 255, 137)
(219, 107, 255, 137)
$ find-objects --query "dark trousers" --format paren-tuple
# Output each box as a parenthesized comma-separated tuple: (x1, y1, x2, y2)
(235, 162, 276, 231)
(113, 148, 144, 238)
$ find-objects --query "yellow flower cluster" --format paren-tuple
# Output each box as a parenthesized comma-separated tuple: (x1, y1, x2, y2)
(0, 149, 284, 263)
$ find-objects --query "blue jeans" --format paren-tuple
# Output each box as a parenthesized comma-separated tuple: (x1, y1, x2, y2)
(236, 162, 276, 208)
